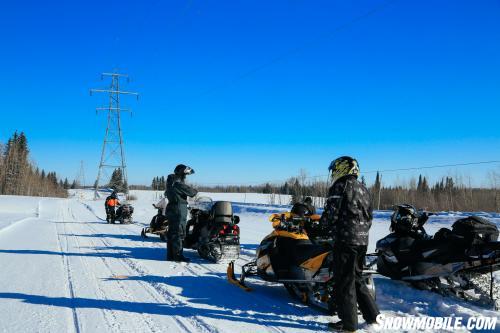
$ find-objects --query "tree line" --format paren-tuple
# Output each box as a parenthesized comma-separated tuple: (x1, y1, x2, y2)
(0, 131, 67, 197)
(151, 169, 500, 212)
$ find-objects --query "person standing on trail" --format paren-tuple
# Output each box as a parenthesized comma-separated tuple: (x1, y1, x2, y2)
(321, 156, 379, 332)
(165, 165, 198, 262)
(104, 190, 120, 223)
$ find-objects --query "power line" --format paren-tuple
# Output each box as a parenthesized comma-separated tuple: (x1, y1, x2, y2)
(198, 0, 399, 98)
(364, 160, 500, 174)
(195, 159, 500, 186)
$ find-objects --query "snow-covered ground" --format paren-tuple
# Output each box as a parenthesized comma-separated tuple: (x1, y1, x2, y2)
(0, 189, 500, 332)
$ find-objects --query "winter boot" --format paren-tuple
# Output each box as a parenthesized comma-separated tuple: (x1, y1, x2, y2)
(327, 321, 355, 332)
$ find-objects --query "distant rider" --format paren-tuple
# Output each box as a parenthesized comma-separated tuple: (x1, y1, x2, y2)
(321, 156, 379, 332)
(165, 165, 198, 262)
(105, 191, 120, 223)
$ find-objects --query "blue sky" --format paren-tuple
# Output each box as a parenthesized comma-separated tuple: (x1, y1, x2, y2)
(1, 0, 499, 186)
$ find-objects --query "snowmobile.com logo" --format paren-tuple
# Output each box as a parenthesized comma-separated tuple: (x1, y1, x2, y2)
(374, 314, 497, 331)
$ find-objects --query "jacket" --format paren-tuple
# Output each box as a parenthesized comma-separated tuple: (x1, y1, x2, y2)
(165, 176, 198, 224)
(322, 175, 373, 245)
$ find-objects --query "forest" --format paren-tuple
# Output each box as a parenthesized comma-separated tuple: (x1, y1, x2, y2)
(0, 131, 67, 197)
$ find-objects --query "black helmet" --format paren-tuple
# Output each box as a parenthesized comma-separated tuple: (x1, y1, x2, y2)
(174, 164, 195, 176)
(291, 203, 313, 217)
(111, 190, 117, 199)
(328, 156, 360, 183)
(390, 204, 420, 235)
(304, 197, 313, 205)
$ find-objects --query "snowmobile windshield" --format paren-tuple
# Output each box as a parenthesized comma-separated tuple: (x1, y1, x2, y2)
(191, 196, 213, 211)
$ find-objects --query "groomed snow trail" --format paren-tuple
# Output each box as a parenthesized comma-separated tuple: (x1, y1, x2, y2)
(0, 195, 330, 333)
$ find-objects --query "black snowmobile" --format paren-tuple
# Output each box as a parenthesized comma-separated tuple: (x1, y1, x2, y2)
(183, 197, 241, 263)
(375, 204, 500, 309)
(141, 204, 169, 241)
(114, 204, 134, 224)
(227, 210, 376, 314)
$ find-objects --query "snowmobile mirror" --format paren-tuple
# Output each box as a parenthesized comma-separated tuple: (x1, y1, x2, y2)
(233, 215, 240, 224)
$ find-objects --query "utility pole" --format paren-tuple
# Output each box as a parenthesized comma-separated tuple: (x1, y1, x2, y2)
(377, 172, 382, 211)
(90, 72, 138, 199)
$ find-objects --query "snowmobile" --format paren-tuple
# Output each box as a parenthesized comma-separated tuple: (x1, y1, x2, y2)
(374, 204, 500, 309)
(227, 211, 376, 314)
(141, 204, 169, 241)
(183, 197, 241, 263)
(113, 204, 134, 224)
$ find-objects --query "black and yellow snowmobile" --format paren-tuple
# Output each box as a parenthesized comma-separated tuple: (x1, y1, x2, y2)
(227, 211, 376, 314)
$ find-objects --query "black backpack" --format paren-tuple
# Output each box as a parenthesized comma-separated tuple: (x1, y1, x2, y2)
(451, 216, 499, 246)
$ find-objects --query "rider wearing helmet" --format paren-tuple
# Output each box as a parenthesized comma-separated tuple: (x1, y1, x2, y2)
(391, 204, 430, 239)
(165, 164, 198, 262)
(322, 156, 379, 332)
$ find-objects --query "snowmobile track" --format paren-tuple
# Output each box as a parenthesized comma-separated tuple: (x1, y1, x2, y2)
(54, 206, 82, 333)
(83, 218, 217, 333)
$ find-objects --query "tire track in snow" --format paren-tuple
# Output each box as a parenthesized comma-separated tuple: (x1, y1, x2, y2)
(54, 201, 82, 333)
(82, 217, 213, 333)
(58, 213, 125, 332)
(64, 201, 161, 333)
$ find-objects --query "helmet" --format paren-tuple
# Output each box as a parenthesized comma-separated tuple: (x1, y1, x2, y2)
(390, 204, 420, 235)
(328, 156, 360, 183)
(304, 197, 313, 205)
(111, 190, 117, 199)
(174, 164, 195, 176)
(291, 203, 313, 217)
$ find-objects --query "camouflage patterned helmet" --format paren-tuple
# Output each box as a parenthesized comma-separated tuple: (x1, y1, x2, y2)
(328, 156, 360, 183)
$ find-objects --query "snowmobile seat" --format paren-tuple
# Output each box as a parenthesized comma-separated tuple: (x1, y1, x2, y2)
(211, 201, 233, 223)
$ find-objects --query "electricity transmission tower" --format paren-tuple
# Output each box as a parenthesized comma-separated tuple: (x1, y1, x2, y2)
(77, 160, 86, 188)
(90, 72, 138, 199)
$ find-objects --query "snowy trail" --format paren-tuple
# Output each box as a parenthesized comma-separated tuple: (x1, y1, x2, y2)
(1, 191, 500, 332)
(0, 195, 329, 333)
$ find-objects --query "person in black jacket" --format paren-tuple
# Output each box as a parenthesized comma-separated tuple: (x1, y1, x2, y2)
(165, 165, 198, 262)
(322, 156, 379, 332)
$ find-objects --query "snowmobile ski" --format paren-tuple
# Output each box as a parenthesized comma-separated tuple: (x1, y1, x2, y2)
(227, 261, 252, 292)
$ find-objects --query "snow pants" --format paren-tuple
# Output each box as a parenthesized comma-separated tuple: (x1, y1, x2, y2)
(166, 218, 185, 260)
(105, 206, 116, 223)
(332, 242, 379, 331)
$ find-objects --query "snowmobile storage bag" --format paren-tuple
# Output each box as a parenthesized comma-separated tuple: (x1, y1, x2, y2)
(451, 216, 499, 246)
(212, 201, 233, 223)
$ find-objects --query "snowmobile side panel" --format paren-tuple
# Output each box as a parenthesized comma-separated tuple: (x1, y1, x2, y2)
(300, 252, 330, 272)
(272, 230, 309, 240)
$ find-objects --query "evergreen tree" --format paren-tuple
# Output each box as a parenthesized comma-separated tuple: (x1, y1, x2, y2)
(109, 168, 125, 192)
